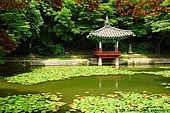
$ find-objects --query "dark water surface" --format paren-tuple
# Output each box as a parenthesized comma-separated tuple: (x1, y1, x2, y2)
(0, 65, 170, 104)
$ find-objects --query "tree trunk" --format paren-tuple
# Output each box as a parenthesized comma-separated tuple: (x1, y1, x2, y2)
(157, 33, 165, 54)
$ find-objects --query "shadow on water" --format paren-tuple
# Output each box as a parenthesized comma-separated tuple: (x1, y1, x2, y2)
(0, 65, 43, 77)
(0, 88, 38, 97)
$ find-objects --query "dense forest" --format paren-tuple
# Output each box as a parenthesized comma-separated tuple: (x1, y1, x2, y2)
(0, 0, 170, 57)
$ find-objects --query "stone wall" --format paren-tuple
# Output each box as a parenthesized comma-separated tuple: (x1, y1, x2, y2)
(4, 59, 89, 66)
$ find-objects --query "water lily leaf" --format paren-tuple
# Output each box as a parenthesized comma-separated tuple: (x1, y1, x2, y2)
(5, 66, 136, 85)
(0, 93, 66, 113)
(70, 92, 170, 112)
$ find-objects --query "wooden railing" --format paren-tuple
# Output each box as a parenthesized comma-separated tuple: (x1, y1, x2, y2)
(94, 51, 120, 58)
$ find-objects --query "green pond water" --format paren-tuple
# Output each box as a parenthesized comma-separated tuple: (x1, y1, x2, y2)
(0, 65, 170, 104)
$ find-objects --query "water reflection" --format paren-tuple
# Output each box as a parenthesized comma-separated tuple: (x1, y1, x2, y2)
(96, 75, 121, 89)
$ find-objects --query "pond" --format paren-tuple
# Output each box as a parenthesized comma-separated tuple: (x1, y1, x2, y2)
(0, 65, 170, 112)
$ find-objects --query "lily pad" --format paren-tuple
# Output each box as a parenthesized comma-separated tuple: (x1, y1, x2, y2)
(70, 92, 170, 113)
(5, 66, 136, 85)
(0, 93, 66, 113)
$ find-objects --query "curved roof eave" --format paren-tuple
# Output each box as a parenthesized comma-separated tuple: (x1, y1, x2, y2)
(87, 24, 135, 41)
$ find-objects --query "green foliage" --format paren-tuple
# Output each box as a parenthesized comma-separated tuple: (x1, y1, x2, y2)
(1, 0, 170, 56)
(0, 0, 44, 55)
(26, 1, 44, 38)
(160, 83, 170, 89)
(143, 13, 170, 53)
(70, 92, 170, 112)
(34, 0, 76, 45)
(0, 50, 7, 64)
(0, 9, 31, 41)
(5, 66, 135, 85)
(0, 93, 65, 113)
(31, 44, 65, 56)
(54, 44, 65, 55)
(151, 19, 170, 33)
(130, 25, 148, 37)
(0, 50, 8, 57)
(32, 44, 54, 56)
(73, 1, 117, 34)
(52, 2, 75, 41)
(4, 65, 170, 87)
(0, 60, 5, 65)
(116, 16, 149, 37)
(145, 70, 170, 78)
(133, 42, 155, 54)
(162, 0, 170, 6)
(21, 1, 44, 51)
(144, 12, 170, 33)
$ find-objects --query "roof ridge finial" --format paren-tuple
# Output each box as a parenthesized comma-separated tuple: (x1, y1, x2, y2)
(105, 15, 109, 25)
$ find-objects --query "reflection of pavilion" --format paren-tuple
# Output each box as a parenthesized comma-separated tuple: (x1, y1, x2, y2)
(96, 75, 121, 89)
(87, 16, 134, 66)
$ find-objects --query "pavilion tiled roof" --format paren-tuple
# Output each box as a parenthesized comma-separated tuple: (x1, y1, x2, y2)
(87, 24, 135, 40)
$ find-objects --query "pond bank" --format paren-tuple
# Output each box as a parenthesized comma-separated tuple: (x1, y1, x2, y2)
(2, 57, 170, 66)
(3, 58, 89, 66)
(89, 57, 170, 65)
(123, 58, 170, 65)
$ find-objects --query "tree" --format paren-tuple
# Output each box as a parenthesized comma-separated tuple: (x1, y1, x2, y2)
(115, 0, 169, 18)
(0, 0, 29, 52)
(146, 1, 170, 53)
(0, 28, 17, 51)
(0, 0, 29, 11)
(43, 0, 62, 11)
(115, 0, 170, 53)
(0, 0, 62, 54)
(75, 0, 100, 10)
(25, 1, 44, 51)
